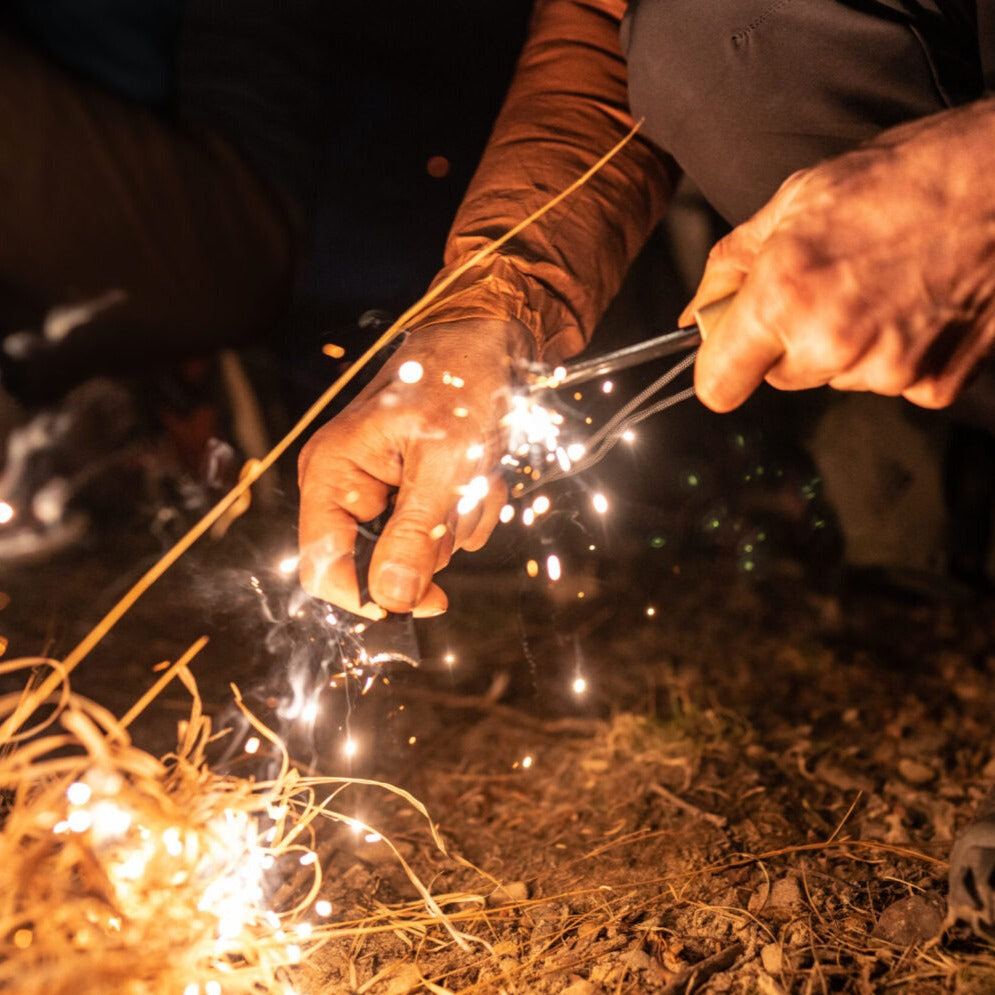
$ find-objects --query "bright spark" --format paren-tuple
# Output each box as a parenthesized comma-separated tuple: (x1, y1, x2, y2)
(521, 755, 534, 769)
(244, 737, 261, 755)
(522, 508, 535, 527)
(526, 559, 539, 578)
(531, 495, 550, 516)
(466, 442, 485, 460)
(278, 555, 299, 575)
(499, 504, 515, 524)
(572, 676, 588, 695)
(546, 555, 562, 582)
(315, 900, 332, 916)
(0, 501, 13, 525)
(67, 781, 92, 806)
(601, 380, 614, 394)
(622, 430, 636, 442)
(456, 475, 489, 515)
(592, 493, 609, 514)
(646, 606, 657, 617)
(67, 809, 92, 833)
(397, 360, 424, 384)
(343, 737, 358, 758)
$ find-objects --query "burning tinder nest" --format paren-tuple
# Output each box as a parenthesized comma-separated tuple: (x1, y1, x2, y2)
(0, 642, 470, 995)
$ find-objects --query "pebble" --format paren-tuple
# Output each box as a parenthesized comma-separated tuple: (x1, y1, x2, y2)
(562, 981, 602, 995)
(487, 880, 529, 907)
(765, 876, 804, 911)
(898, 758, 935, 785)
(760, 942, 783, 974)
(872, 895, 943, 945)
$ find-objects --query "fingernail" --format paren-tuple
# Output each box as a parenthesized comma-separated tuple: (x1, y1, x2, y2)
(378, 563, 421, 606)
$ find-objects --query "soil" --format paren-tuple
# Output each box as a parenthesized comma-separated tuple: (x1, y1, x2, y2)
(2, 463, 994, 994)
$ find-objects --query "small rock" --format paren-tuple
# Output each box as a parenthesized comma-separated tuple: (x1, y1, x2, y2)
(562, 980, 602, 995)
(898, 758, 934, 785)
(383, 963, 423, 995)
(760, 942, 783, 975)
(765, 876, 804, 911)
(487, 880, 529, 907)
(872, 895, 943, 945)
(756, 975, 787, 995)
(620, 948, 653, 972)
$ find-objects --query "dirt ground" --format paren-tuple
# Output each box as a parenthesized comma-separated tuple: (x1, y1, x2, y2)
(2, 449, 994, 994)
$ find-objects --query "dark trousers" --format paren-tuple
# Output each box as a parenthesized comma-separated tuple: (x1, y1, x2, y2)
(0, 29, 295, 404)
(622, 0, 984, 225)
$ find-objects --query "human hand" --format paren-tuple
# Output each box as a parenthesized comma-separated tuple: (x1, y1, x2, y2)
(298, 319, 532, 618)
(682, 99, 995, 412)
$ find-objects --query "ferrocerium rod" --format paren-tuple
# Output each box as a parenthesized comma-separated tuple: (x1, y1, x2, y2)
(551, 325, 702, 390)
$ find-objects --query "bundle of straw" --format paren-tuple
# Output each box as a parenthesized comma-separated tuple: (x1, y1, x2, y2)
(0, 647, 328, 995)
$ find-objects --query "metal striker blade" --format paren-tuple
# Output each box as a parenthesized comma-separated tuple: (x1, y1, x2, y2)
(348, 513, 421, 669)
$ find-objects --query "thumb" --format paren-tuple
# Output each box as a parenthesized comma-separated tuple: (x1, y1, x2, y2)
(681, 170, 807, 327)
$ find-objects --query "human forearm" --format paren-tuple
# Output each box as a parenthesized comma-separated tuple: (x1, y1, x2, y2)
(415, 0, 676, 361)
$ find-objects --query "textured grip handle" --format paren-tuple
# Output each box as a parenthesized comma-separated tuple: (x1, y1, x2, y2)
(693, 293, 736, 339)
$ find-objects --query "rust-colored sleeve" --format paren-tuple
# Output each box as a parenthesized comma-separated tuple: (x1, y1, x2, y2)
(413, 0, 677, 361)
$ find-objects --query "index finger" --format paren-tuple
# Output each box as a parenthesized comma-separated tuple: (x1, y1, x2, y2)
(298, 473, 390, 619)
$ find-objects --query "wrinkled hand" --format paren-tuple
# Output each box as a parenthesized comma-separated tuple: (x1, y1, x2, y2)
(683, 99, 995, 412)
(298, 319, 531, 618)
